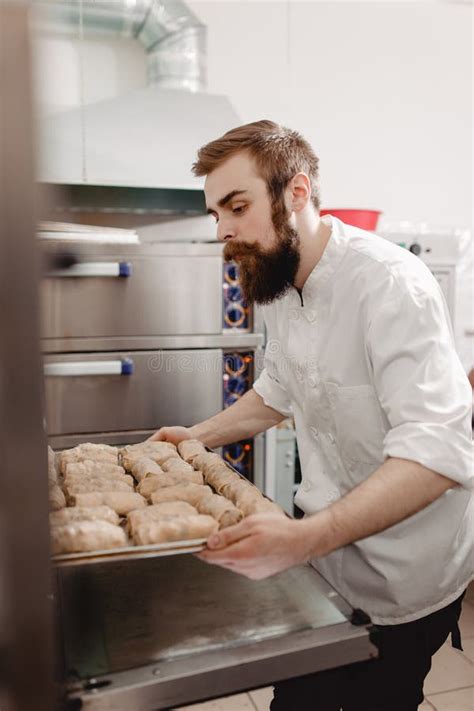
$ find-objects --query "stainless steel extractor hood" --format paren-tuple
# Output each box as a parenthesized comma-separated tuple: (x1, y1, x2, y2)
(34, 0, 241, 214)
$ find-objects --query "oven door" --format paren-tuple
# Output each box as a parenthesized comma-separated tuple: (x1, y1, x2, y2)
(44, 349, 223, 443)
(41, 243, 223, 341)
(60, 556, 375, 710)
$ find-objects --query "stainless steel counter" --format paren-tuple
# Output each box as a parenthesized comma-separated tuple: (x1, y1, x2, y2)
(60, 555, 376, 709)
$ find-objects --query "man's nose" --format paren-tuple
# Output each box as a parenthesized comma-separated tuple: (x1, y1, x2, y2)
(216, 218, 236, 242)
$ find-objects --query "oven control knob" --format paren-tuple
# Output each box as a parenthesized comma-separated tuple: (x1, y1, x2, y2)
(409, 242, 422, 256)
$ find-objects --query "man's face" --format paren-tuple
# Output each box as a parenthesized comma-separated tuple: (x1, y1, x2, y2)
(205, 152, 300, 304)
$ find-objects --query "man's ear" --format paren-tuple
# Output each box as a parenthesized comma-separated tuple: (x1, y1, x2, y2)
(287, 172, 311, 212)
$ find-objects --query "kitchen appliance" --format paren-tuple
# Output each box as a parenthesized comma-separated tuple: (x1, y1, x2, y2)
(41, 239, 264, 486)
(380, 225, 467, 326)
(34, 0, 242, 214)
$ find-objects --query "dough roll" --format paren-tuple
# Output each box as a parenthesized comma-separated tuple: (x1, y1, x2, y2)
(230, 488, 284, 517)
(220, 479, 256, 502)
(150, 483, 212, 507)
(120, 442, 178, 470)
(64, 461, 126, 479)
(59, 445, 118, 474)
(192, 452, 223, 473)
(177, 439, 207, 463)
(70, 491, 147, 516)
(49, 484, 66, 511)
(48, 446, 58, 486)
(51, 520, 127, 555)
(132, 514, 218, 546)
(130, 457, 163, 482)
(162, 458, 193, 474)
(65, 478, 133, 496)
(161, 458, 204, 484)
(127, 502, 197, 534)
(203, 466, 241, 494)
(64, 472, 134, 488)
(196, 494, 242, 528)
(137, 472, 188, 500)
(50, 505, 119, 527)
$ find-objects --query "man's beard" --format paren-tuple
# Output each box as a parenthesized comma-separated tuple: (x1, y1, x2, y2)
(223, 201, 300, 305)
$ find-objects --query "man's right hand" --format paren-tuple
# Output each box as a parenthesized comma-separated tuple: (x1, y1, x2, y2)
(147, 426, 194, 446)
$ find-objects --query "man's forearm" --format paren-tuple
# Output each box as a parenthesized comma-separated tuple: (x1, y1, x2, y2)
(301, 457, 456, 560)
(189, 388, 286, 448)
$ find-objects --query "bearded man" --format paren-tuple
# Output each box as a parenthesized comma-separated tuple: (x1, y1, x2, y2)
(150, 120, 472, 711)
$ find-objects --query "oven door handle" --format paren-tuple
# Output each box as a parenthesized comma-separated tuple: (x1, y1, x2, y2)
(44, 358, 134, 377)
(46, 261, 132, 278)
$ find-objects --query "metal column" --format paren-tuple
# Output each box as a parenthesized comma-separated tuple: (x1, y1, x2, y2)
(0, 2, 55, 709)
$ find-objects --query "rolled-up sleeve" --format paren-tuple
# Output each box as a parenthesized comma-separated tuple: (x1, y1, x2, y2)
(253, 339, 293, 418)
(367, 283, 473, 489)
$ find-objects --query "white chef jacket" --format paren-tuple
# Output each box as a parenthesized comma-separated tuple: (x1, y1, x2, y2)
(253, 216, 473, 625)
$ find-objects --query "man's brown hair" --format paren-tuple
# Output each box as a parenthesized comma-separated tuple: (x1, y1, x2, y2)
(192, 119, 321, 211)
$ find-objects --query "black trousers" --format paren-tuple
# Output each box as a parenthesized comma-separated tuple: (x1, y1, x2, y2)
(270, 591, 465, 711)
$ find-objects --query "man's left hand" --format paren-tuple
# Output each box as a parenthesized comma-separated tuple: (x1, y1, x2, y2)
(196, 513, 313, 579)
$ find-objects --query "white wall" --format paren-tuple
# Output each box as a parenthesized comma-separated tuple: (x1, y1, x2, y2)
(33, 1, 473, 229)
(188, 0, 473, 230)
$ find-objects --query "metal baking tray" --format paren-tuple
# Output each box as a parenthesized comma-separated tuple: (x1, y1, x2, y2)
(51, 446, 268, 567)
(52, 538, 207, 567)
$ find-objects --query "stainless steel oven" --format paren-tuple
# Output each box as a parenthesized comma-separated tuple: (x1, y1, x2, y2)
(41, 240, 265, 486)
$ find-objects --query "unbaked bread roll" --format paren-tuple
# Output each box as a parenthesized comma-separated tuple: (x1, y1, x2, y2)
(137, 472, 187, 500)
(50, 506, 119, 527)
(132, 514, 218, 546)
(130, 457, 164, 482)
(64, 469, 133, 486)
(203, 465, 241, 494)
(47, 446, 58, 486)
(161, 459, 204, 484)
(70, 491, 146, 515)
(50, 520, 127, 555)
(64, 478, 133, 496)
(177, 439, 207, 463)
(59, 444, 118, 474)
(161, 458, 193, 474)
(127, 502, 198, 534)
(230, 488, 284, 517)
(196, 494, 242, 528)
(119, 442, 177, 470)
(151, 483, 212, 507)
(220, 479, 255, 501)
(145, 451, 181, 467)
(49, 484, 66, 511)
(64, 470, 134, 487)
(192, 452, 222, 473)
(64, 460, 126, 479)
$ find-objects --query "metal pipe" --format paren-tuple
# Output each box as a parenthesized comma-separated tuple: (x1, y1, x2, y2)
(33, 0, 207, 91)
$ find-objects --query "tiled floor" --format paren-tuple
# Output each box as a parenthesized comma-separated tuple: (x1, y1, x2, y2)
(176, 583, 474, 711)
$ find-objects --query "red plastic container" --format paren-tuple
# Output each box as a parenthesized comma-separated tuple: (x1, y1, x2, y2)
(320, 209, 382, 231)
